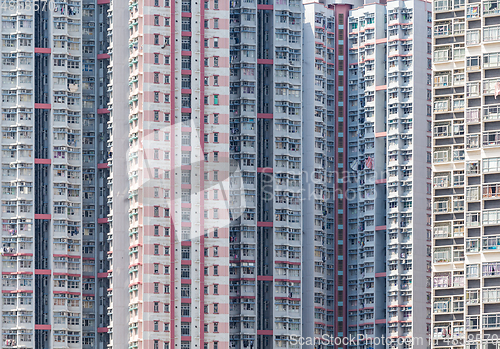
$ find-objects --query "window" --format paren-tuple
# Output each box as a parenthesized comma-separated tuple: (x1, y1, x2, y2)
(204, 20, 209, 29)
(154, 16, 160, 26)
(214, 322, 219, 332)
(164, 246, 170, 255)
(182, 247, 191, 260)
(181, 303, 191, 317)
(214, 19, 219, 29)
(214, 265, 219, 275)
(214, 152, 219, 162)
(181, 284, 190, 298)
(154, 92, 159, 102)
(154, 206, 160, 217)
(154, 226, 159, 236)
(213, 246, 219, 256)
(214, 171, 219, 181)
(214, 304, 219, 313)
(165, 75, 170, 84)
(154, 264, 159, 274)
(164, 303, 170, 312)
(214, 38, 219, 48)
(154, 34, 160, 45)
(154, 53, 160, 64)
(214, 0, 218, 9)
(214, 57, 219, 67)
(214, 76, 219, 86)
(214, 114, 219, 123)
(154, 302, 159, 312)
(181, 266, 190, 279)
(214, 284, 219, 294)
(165, 18, 170, 26)
(164, 266, 170, 274)
(214, 133, 219, 142)
(164, 94, 170, 103)
(214, 94, 219, 105)
(181, 322, 190, 336)
(154, 321, 159, 331)
(154, 245, 159, 255)
(165, 56, 170, 65)
(204, 39, 209, 48)
(154, 282, 159, 293)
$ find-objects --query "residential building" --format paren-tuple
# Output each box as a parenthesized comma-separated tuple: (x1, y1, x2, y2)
(432, 0, 500, 347)
(0, 0, 110, 347)
(107, 0, 231, 348)
(228, 0, 303, 347)
(347, 0, 432, 347)
(303, 1, 358, 345)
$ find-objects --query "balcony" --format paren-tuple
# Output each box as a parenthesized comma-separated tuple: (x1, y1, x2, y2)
(483, 209, 500, 225)
(434, 248, 451, 264)
(484, 25, 500, 43)
(483, 236, 500, 251)
(484, 105, 500, 121)
(434, 99, 450, 113)
(434, 23, 451, 37)
(434, 224, 451, 238)
(434, 199, 451, 213)
(483, 131, 500, 147)
(466, 29, 481, 46)
(434, 148, 451, 164)
(483, 262, 500, 277)
(483, 313, 500, 329)
(466, 108, 480, 123)
(483, 288, 500, 303)
(466, 134, 480, 149)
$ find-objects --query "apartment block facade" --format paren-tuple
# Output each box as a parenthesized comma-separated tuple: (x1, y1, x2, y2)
(347, 0, 432, 347)
(106, 0, 231, 348)
(432, 0, 500, 347)
(303, 1, 361, 345)
(228, 0, 303, 347)
(0, 0, 110, 347)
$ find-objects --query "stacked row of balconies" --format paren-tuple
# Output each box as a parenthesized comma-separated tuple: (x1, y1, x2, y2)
(433, 0, 500, 347)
